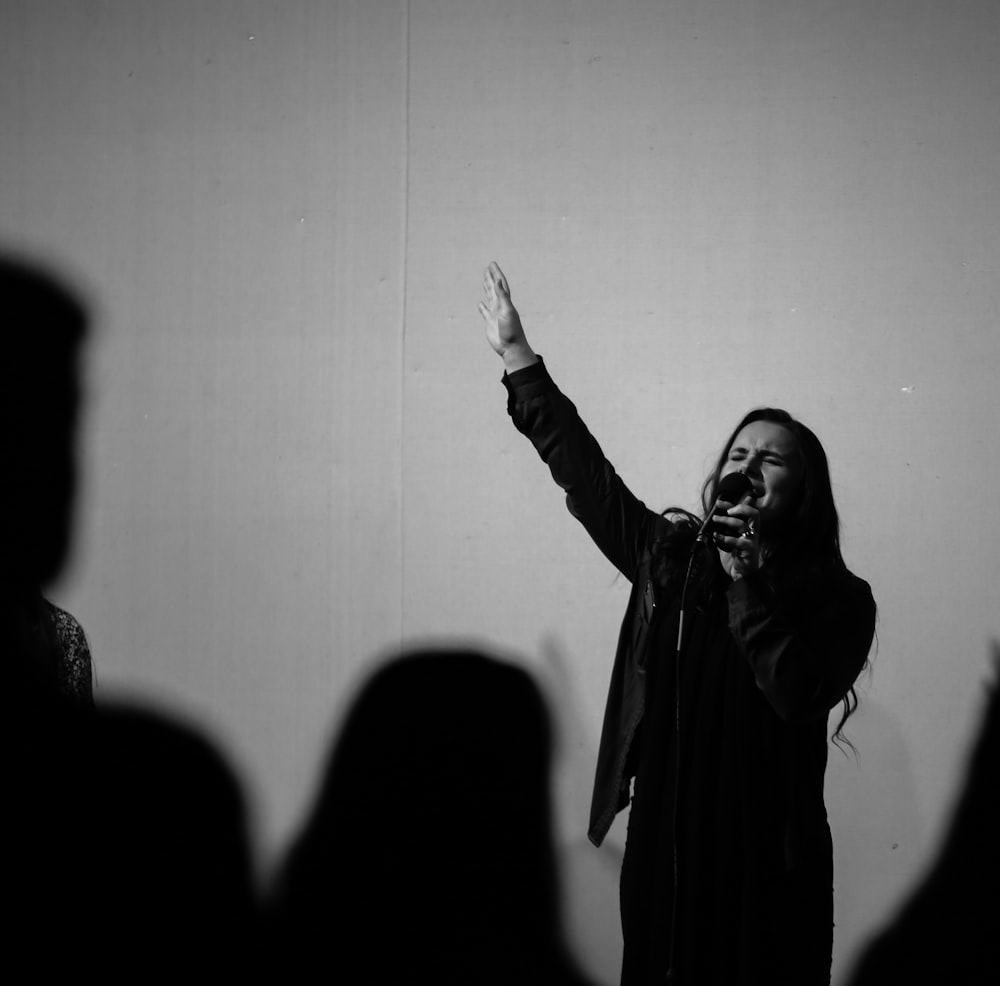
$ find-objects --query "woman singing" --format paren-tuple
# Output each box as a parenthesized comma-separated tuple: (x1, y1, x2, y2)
(478, 262, 876, 986)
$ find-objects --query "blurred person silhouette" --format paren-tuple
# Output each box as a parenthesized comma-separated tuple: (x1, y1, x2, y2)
(266, 647, 597, 986)
(0, 256, 93, 710)
(1, 254, 256, 977)
(846, 648, 1000, 986)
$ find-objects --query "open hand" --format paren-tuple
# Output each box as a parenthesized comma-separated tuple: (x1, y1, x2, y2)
(478, 262, 536, 370)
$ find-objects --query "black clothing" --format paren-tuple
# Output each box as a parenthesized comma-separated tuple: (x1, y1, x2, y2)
(46, 598, 93, 704)
(1, 591, 93, 711)
(504, 358, 876, 985)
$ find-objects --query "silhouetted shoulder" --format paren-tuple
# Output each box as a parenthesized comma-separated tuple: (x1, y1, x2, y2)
(43, 600, 93, 705)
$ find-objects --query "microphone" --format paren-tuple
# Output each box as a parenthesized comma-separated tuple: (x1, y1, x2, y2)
(695, 471, 755, 543)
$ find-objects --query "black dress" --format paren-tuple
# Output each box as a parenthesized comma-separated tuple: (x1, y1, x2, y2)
(620, 563, 837, 985)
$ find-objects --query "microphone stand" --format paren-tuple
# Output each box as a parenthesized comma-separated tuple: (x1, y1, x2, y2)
(666, 474, 752, 983)
(665, 532, 702, 985)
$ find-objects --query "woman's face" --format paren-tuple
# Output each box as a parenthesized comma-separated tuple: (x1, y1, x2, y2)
(720, 420, 804, 529)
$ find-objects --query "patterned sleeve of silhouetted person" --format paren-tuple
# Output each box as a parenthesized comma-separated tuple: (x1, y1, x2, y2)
(46, 601, 94, 706)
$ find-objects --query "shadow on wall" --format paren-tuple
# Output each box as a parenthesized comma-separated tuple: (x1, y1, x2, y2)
(845, 643, 1000, 985)
(265, 646, 598, 986)
(2, 254, 257, 978)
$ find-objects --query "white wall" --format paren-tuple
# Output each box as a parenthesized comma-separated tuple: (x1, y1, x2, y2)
(3, 2, 999, 983)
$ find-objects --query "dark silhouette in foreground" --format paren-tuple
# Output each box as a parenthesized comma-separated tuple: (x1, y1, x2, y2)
(1, 255, 91, 710)
(267, 648, 595, 986)
(7, 698, 256, 976)
(1, 255, 255, 977)
(846, 646, 1000, 986)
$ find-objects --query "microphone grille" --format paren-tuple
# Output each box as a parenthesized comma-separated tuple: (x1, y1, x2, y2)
(717, 471, 754, 501)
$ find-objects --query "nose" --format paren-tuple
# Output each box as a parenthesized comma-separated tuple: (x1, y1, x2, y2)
(738, 459, 765, 491)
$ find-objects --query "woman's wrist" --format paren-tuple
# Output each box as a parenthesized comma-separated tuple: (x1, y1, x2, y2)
(501, 344, 538, 374)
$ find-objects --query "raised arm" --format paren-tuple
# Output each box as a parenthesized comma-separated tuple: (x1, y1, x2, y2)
(479, 262, 663, 580)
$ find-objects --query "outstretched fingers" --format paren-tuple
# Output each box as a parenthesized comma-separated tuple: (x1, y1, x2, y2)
(486, 261, 510, 298)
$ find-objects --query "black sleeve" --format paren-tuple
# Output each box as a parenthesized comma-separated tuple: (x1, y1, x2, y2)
(503, 357, 661, 581)
(726, 569, 876, 722)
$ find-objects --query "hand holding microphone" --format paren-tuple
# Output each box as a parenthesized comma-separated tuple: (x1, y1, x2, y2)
(701, 472, 762, 579)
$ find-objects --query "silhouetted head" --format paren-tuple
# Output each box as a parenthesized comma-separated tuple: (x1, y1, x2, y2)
(703, 407, 843, 569)
(1, 256, 87, 590)
(270, 648, 586, 983)
(322, 648, 552, 826)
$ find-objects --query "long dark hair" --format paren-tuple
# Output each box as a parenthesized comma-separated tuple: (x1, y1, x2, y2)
(660, 407, 870, 748)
